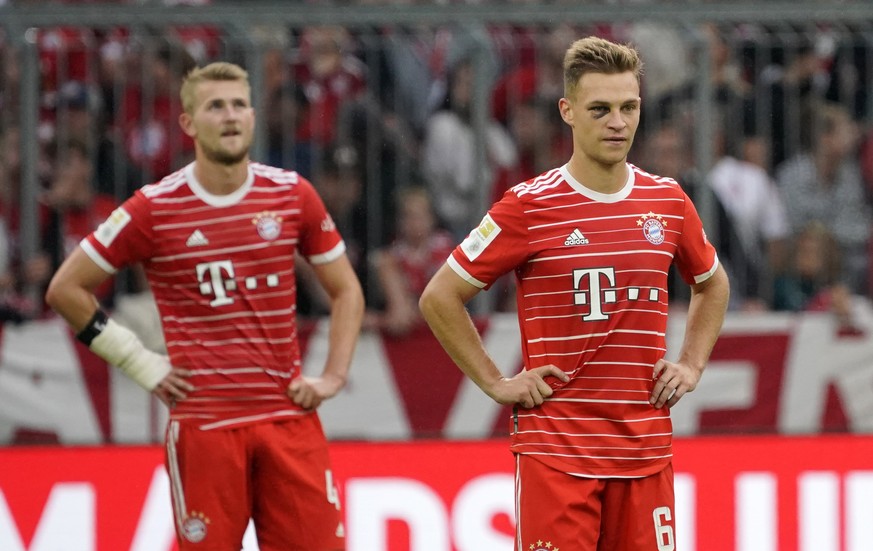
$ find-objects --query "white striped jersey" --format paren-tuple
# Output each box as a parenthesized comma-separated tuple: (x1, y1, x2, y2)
(81, 162, 345, 430)
(448, 163, 719, 477)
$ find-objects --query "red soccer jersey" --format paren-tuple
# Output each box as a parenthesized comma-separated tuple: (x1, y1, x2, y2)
(81, 162, 345, 430)
(448, 164, 718, 478)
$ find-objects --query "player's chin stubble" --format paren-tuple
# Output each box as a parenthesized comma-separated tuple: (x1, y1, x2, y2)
(203, 144, 250, 165)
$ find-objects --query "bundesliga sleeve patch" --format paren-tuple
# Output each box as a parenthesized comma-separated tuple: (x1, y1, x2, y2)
(460, 213, 501, 261)
(94, 207, 131, 247)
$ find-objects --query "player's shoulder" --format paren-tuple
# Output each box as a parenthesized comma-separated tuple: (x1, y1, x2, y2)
(250, 162, 303, 187)
(629, 163, 686, 196)
(507, 167, 568, 202)
(139, 165, 191, 201)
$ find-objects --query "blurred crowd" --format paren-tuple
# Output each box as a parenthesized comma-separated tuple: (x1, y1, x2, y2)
(0, 6, 872, 335)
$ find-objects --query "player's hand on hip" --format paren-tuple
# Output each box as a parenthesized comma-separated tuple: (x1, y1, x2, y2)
(650, 358, 702, 409)
(153, 367, 194, 408)
(287, 373, 345, 410)
(489, 365, 569, 409)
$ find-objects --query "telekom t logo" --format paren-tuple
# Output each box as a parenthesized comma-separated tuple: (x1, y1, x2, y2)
(573, 266, 662, 321)
(573, 267, 617, 321)
(196, 260, 281, 307)
(197, 260, 235, 307)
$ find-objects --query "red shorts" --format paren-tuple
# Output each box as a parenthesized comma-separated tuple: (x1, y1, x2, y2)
(515, 454, 676, 551)
(165, 414, 344, 551)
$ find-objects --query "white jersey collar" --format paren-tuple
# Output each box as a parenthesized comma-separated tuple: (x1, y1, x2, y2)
(560, 163, 634, 203)
(184, 162, 254, 207)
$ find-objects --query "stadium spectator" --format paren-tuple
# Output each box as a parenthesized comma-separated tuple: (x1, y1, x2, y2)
(265, 82, 315, 177)
(0, 125, 52, 320)
(116, 37, 197, 182)
(421, 56, 517, 240)
(490, 23, 576, 127)
(654, 23, 756, 149)
(368, 22, 453, 137)
(296, 144, 368, 317)
(369, 186, 455, 336)
(775, 101, 872, 296)
(45, 61, 364, 549)
(772, 221, 855, 328)
(42, 137, 117, 304)
(291, 25, 367, 147)
(420, 36, 729, 550)
(755, 35, 831, 169)
(707, 132, 790, 309)
(52, 80, 136, 199)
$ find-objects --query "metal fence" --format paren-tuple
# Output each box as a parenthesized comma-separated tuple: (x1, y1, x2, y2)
(1, 2, 872, 314)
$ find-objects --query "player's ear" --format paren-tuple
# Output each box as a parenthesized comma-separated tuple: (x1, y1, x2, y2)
(559, 97, 574, 127)
(179, 112, 195, 138)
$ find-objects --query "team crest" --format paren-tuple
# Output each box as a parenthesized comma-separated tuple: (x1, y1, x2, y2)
(252, 211, 283, 241)
(637, 211, 667, 245)
(182, 511, 210, 543)
(321, 214, 337, 232)
(527, 539, 559, 551)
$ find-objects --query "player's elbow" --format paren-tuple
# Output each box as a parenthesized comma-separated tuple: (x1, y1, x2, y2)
(44, 264, 84, 314)
(418, 283, 434, 318)
(418, 279, 453, 323)
(44, 273, 62, 312)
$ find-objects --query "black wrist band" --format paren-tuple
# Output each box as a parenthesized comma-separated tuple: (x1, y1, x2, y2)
(76, 309, 109, 346)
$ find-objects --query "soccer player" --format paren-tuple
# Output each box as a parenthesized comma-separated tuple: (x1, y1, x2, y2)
(419, 36, 729, 550)
(45, 62, 363, 550)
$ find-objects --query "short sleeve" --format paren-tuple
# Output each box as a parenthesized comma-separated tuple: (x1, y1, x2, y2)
(447, 191, 530, 289)
(80, 191, 155, 273)
(296, 178, 346, 265)
(674, 192, 719, 285)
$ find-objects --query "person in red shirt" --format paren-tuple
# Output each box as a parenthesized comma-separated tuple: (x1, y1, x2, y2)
(45, 61, 364, 550)
(371, 185, 455, 336)
(291, 26, 367, 146)
(117, 39, 198, 181)
(420, 36, 730, 550)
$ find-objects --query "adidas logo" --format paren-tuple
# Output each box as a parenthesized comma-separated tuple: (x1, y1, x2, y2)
(564, 228, 589, 246)
(186, 229, 209, 247)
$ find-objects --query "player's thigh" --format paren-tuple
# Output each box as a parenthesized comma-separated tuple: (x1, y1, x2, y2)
(515, 453, 605, 551)
(165, 420, 251, 550)
(599, 464, 676, 551)
(251, 414, 344, 551)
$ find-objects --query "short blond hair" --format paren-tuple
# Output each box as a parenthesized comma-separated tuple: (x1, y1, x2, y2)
(563, 36, 643, 98)
(180, 62, 250, 114)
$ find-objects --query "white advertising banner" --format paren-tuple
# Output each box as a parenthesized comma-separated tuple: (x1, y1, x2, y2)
(0, 301, 872, 443)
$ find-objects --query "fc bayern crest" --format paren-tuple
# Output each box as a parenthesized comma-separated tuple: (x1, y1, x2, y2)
(182, 511, 210, 543)
(252, 211, 283, 241)
(527, 538, 559, 551)
(637, 211, 667, 245)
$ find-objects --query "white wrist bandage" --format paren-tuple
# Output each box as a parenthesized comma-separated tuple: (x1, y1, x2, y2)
(89, 318, 171, 390)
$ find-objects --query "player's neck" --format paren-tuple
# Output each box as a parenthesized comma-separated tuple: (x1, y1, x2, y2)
(193, 158, 250, 195)
(566, 155, 628, 195)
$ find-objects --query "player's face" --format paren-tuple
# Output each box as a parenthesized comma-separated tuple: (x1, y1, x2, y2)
(184, 80, 255, 166)
(560, 71, 640, 168)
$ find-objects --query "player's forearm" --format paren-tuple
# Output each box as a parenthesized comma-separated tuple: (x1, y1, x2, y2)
(678, 264, 730, 371)
(47, 265, 171, 391)
(321, 282, 365, 383)
(377, 255, 414, 313)
(419, 290, 502, 394)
